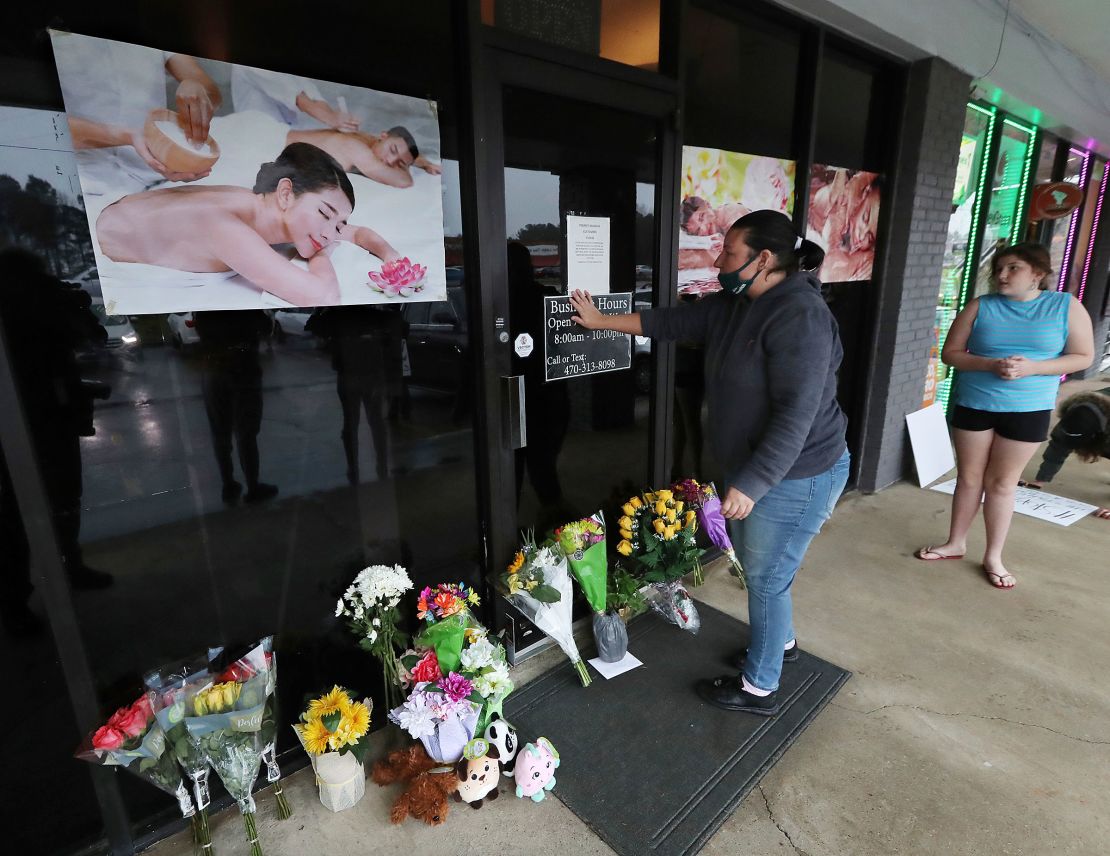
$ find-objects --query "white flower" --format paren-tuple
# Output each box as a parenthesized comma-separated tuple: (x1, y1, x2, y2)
(335, 599, 345, 618)
(393, 694, 436, 739)
(460, 639, 496, 671)
(354, 605, 365, 620)
(368, 629, 378, 644)
(473, 664, 512, 699)
(372, 617, 381, 628)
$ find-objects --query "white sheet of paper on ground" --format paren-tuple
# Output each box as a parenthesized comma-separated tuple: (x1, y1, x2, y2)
(906, 403, 955, 487)
(587, 651, 642, 680)
(929, 479, 1098, 527)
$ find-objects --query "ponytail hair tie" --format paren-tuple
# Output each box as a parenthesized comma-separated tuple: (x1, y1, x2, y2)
(794, 236, 803, 251)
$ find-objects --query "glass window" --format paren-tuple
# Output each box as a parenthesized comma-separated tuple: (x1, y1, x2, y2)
(813, 43, 900, 173)
(1049, 147, 1090, 290)
(683, 2, 799, 158)
(483, 0, 661, 71)
(1071, 158, 1105, 299)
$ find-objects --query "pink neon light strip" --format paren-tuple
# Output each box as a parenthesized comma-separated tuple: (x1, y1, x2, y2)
(1058, 148, 1091, 293)
(1077, 161, 1108, 303)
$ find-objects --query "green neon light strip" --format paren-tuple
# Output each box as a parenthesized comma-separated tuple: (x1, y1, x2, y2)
(1003, 116, 1036, 134)
(958, 106, 997, 309)
(968, 102, 994, 118)
(1011, 126, 1038, 241)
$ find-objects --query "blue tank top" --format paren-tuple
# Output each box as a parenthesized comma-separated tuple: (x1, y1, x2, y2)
(955, 291, 1071, 413)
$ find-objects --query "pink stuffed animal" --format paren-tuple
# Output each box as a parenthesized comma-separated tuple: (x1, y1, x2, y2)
(513, 737, 559, 802)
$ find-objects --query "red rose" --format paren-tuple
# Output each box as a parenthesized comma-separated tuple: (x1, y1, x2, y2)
(131, 695, 154, 723)
(92, 726, 125, 751)
(411, 650, 441, 684)
(218, 662, 253, 684)
(108, 703, 148, 739)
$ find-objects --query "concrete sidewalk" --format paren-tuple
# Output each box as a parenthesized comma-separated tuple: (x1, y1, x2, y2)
(148, 378, 1110, 856)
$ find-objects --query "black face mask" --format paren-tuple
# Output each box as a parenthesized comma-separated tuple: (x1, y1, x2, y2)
(717, 253, 760, 296)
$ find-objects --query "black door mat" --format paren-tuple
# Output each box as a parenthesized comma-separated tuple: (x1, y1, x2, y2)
(504, 601, 850, 856)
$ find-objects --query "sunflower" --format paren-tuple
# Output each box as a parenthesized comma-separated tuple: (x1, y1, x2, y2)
(342, 701, 371, 743)
(507, 551, 524, 574)
(307, 685, 350, 720)
(296, 717, 333, 755)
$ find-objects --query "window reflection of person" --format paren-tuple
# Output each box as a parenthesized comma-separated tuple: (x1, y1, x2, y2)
(287, 126, 442, 189)
(194, 310, 277, 505)
(306, 306, 406, 484)
(64, 52, 222, 183)
(508, 241, 569, 524)
(0, 250, 113, 637)
(96, 143, 399, 306)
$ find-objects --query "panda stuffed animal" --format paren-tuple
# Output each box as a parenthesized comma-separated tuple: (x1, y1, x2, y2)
(484, 713, 519, 777)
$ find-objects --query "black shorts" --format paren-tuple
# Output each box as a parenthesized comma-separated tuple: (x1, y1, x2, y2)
(950, 406, 1052, 443)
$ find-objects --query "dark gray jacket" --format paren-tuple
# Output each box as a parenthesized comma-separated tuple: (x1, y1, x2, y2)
(640, 272, 847, 501)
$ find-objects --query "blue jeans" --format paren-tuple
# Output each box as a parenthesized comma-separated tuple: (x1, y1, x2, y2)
(728, 448, 850, 692)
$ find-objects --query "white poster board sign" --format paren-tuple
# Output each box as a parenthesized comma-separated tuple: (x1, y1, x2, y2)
(906, 403, 956, 487)
(930, 479, 1098, 527)
(566, 215, 610, 294)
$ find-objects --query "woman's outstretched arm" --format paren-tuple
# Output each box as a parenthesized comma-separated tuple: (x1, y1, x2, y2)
(569, 290, 643, 335)
(211, 218, 341, 306)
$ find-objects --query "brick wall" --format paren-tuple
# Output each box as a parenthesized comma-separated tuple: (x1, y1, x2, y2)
(855, 58, 972, 492)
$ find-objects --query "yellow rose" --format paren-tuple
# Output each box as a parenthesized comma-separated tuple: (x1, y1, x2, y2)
(508, 574, 523, 595)
(656, 489, 673, 502)
(644, 492, 656, 503)
(685, 510, 697, 526)
(621, 502, 636, 517)
(618, 516, 633, 530)
(620, 528, 633, 541)
(525, 579, 538, 591)
(653, 519, 666, 534)
(665, 509, 676, 523)
(617, 540, 633, 556)
(654, 501, 666, 516)
(630, 497, 643, 509)
(663, 525, 675, 540)
(674, 501, 684, 514)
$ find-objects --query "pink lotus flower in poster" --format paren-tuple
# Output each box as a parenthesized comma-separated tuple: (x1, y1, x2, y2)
(368, 257, 427, 298)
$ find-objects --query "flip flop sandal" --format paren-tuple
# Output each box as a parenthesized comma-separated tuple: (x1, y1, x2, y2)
(983, 567, 1016, 589)
(915, 546, 965, 561)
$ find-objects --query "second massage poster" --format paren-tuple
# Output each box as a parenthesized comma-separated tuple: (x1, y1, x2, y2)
(50, 31, 447, 314)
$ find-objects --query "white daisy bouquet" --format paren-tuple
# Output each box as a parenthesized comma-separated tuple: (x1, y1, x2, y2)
(336, 564, 414, 711)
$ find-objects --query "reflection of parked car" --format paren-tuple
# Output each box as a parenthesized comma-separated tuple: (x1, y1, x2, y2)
(634, 298, 652, 394)
(90, 299, 140, 358)
(635, 264, 653, 281)
(166, 312, 200, 351)
(270, 308, 314, 341)
(402, 287, 468, 391)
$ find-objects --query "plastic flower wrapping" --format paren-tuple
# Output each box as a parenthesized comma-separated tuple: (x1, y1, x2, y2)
(368, 257, 427, 298)
(388, 678, 481, 764)
(76, 694, 199, 841)
(502, 533, 591, 687)
(555, 511, 608, 615)
(413, 582, 481, 675)
(672, 478, 746, 587)
(337, 564, 413, 711)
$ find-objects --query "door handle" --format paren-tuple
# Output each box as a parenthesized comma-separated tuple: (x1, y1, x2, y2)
(501, 375, 527, 450)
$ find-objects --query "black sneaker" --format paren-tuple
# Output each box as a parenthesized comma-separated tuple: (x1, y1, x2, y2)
(221, 481, 243, 504)
(244, 483, 279, 504)
(696, 675, 780, 716)
(733, 640, 799, 670)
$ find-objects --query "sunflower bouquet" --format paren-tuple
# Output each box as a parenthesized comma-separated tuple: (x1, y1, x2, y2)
(413, 582, 482, 676)
(337, 564, 413, 712)
(293, 686, 373, 812)
(673, 478, 745, 586)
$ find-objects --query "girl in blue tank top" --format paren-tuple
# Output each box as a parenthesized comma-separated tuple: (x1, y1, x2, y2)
(915, 243, 1094, 590)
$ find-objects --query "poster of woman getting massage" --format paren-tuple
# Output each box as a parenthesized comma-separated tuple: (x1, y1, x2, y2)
(805, 164, 882, 283)
(49, 31, 447, 315)
(677, 146, 795, 296)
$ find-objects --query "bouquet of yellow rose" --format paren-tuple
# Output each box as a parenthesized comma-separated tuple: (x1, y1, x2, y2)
(293, 686, 373, 812)
(617, 489, 703, 633)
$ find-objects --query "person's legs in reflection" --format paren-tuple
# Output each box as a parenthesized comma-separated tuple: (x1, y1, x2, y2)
(202, 359, 241, 503)
(47, 428, 111, 589)
(234, 356, 277, 504)
(362, 381, 389, 480)
(0, 454, 41, 636)
(337, 370, 362, 484)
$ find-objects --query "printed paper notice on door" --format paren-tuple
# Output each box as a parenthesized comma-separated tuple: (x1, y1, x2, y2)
(567, 215, 610, 294)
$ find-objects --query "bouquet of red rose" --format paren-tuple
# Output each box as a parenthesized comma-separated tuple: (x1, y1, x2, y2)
(673, 478, 745, 587)
(76, 695, 202, 849)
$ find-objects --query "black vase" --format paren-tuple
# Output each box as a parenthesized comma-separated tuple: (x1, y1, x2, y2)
(593, 611, 629, 662)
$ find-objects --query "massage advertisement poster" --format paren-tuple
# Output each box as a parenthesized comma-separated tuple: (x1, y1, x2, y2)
(805, 164, 882, 283)
(49, 31, 446, 314)
(678, 146, 795, 296)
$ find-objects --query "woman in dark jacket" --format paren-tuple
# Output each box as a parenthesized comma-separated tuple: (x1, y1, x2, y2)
(570, 209, 849, 716)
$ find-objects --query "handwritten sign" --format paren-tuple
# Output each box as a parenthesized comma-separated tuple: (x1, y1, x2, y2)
(544, 293, 631, 382)
(930, 479, 1098, 527)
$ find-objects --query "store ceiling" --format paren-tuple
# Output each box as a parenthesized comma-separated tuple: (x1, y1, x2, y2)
(1007, 0, 1110, 87)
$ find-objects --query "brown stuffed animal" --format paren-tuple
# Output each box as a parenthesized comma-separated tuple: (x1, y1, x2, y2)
(371, 744, 440, 786)
(389, 771, 458, 826)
